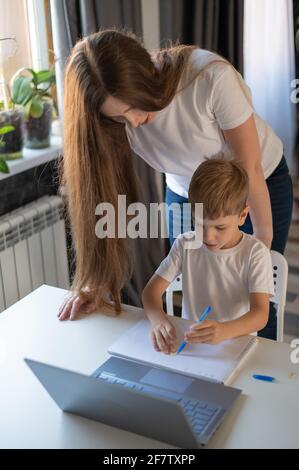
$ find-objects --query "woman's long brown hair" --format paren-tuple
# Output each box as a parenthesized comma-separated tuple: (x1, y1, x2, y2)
(62, 28, 228, 313)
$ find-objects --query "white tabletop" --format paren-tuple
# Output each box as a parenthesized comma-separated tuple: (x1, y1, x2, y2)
(0, 285, 298, 449)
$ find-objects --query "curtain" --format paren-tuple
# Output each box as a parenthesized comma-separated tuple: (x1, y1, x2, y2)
(159, 0, 244, 72)
(244, 0, 297, 174)
(50, 0, 166, 307)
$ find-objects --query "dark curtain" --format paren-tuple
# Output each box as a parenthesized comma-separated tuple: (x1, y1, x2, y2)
(49, 0, 166, 307)
(160, 0, 244, 72)
(59, 0, 143, 44)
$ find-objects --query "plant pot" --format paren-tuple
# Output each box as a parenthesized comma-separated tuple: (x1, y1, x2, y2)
(0, 108, 24, 160)
(24, 99, 53, 149)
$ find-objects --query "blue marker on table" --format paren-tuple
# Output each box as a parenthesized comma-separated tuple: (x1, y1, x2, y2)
(252, 374, 276, 382)
(176, 305, 212, 355)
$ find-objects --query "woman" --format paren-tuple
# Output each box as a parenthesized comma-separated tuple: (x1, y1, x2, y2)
(58, 29, 293, 340)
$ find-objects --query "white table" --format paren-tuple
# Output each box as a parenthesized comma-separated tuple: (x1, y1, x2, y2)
(0, 285, 298, 449)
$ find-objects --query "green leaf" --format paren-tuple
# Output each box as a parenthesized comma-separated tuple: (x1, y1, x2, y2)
(27, 68, 38, 85)
(35, 69, 56, 85)
(30, 97, 44, 118)
(22, 95, 34, 106)
(11, 77, 23, 103)
(0, 158, 9, 174)
(0, 125, 15, 135)
(24, 98, 32, 120)
(12, 76, 32, 104)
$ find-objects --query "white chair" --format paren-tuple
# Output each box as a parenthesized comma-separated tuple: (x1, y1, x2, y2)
(165, 250, 288, 342)
(165, 274, 182, 316)
(271, 250, 288, 342)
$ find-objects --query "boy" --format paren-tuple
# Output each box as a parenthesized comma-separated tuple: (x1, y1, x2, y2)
(142, 157, 275, 354)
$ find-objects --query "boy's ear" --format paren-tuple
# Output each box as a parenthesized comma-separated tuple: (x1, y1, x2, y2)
(238, 205, 249, 226)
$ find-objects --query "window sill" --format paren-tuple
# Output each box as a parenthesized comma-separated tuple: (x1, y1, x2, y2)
(0, 135, 62, 181)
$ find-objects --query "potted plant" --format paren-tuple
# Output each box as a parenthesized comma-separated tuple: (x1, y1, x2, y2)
(0, 77, 24, 160)
(11, 67, 56, 149)
(0, 124, 14, 173)
(0, 38, 24, 160)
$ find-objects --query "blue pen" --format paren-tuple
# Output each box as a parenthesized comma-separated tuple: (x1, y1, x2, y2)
(176, 306, 212, 355)
(252, 374, 276, 382)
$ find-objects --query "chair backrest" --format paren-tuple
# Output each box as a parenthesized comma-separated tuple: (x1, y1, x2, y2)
(165, 274, 182, 316)
(270, 250, 288, 342)
(165, 250, 288, 342)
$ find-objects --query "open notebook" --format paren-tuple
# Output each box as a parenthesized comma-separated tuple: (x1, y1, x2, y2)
(108, 315, 257, 385)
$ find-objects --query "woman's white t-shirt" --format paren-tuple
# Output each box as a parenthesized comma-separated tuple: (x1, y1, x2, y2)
(125, 49, 283, 198)
(155, 232, 275, 322)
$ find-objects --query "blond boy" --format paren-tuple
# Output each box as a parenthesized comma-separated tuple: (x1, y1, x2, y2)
(142, 158, 274, 354)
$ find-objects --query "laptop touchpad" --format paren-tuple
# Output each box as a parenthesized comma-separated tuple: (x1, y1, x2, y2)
(140, 368, 193, 394)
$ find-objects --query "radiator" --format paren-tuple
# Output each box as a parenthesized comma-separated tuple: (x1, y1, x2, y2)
(0, 195, 70, 312)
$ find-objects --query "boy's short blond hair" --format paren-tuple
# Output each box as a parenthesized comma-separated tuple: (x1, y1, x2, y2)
(189, 156, 249, 219)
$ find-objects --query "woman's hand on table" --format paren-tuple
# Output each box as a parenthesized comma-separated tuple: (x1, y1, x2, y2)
(58, 288, 96, 321)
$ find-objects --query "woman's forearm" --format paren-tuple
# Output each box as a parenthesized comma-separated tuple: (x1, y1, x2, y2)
(247, 167, 273, 247)
(223, 116, 273, 248)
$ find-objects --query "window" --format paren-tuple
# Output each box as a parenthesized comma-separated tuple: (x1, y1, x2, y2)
(0, 0, 57, 113)
(0, 0, 33, 83)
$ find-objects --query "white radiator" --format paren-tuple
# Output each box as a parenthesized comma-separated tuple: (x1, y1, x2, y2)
(0, 195, 70, 312)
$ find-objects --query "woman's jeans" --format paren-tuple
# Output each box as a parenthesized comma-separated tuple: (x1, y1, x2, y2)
(165, 155, 293, 340)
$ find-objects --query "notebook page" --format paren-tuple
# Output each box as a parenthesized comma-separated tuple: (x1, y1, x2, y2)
(108, 316, 257, 384)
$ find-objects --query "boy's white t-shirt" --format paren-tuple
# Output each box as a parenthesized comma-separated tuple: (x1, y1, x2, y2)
(125, 49, 283, 198)
(155, 232, 275, 322)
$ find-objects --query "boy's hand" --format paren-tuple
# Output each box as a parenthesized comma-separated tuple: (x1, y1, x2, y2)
(185, 320, 227, 345)
(150, 316, 177, 354)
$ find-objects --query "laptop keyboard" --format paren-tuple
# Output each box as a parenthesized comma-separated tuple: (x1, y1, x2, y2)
(96, 372, 221, 437)
(179, 398, 219, 435)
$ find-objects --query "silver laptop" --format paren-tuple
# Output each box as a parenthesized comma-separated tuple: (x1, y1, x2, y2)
(24, 356, 241, 448)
